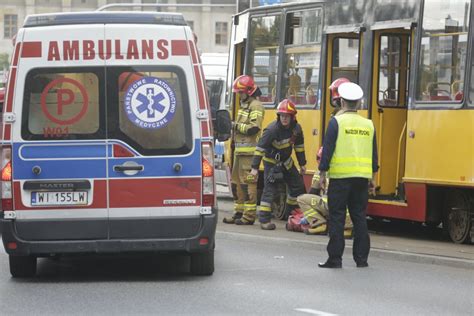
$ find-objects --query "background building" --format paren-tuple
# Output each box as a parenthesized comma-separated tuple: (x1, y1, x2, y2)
(0, 0, 297, 83)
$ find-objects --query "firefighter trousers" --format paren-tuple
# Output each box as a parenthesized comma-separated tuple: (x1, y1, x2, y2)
(258, 161, 305, 223)
(326, 178, 370, 265)
(231, 154, 257, 222)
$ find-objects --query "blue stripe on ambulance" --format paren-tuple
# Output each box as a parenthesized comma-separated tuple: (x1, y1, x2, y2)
(12, 139, 201, 180)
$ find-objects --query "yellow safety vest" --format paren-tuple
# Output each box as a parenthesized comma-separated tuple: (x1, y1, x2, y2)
(328, 113, 374, 179)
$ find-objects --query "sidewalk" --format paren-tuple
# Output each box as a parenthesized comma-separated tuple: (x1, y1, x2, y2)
(216, 185, 474, 269)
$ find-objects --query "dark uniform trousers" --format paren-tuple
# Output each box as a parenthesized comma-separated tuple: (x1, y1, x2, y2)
(259, 161, 306, 223)
(327, 177, 370, 264)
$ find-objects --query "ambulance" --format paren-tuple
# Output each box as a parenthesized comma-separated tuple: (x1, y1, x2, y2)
(0, 11, 231, 277)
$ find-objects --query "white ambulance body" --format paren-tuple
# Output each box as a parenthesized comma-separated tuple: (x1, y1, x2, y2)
(1, 12, 224, 277)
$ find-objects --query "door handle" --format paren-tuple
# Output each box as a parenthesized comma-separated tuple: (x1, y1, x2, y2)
(113, 165, 144, 172)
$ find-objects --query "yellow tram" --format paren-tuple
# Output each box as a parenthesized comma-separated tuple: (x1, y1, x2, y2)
(224, 0, 473, 243)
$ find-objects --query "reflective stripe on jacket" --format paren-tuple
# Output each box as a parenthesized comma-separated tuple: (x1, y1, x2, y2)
(251, 119, 306, 170)
(234, 97, 265, 155)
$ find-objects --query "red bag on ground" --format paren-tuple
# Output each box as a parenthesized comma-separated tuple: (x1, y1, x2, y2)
(285, 208, 310, 232)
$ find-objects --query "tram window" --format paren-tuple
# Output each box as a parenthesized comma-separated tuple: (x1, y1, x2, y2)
(248, 15, 281, 104)
(332, 37, 359, 84)
(415, 0, 470, 107)
(282, 9, 322, 107)
(378, 35, 407, 107)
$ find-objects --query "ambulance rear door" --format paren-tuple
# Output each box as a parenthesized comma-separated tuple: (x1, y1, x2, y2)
(12, 25, 108, 241)
(104, 24, 203, 239)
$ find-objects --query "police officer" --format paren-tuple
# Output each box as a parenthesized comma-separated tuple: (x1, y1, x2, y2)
(250, 99, 306, 230)
(223, 75, 265, 225)
(318, 82, 378, 268)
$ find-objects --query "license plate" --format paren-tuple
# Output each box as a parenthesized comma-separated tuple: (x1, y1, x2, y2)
(31, 191, 88, 206)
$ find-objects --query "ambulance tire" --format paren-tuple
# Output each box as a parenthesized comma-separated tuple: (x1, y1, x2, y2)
(9, 255, 37, 278)
(190, 250, 214, 276)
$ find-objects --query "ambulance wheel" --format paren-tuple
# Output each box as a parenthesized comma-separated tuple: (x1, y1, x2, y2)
(9, 255, 37, 278)
(190, 250, 214, 276)
(443, 190, 472, 244)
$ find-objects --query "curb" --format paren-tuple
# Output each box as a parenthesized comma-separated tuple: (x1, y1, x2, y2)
(216, 231, 474, 270)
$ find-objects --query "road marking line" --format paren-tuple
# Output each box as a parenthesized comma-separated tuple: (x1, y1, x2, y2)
(295, 308, 338, 316)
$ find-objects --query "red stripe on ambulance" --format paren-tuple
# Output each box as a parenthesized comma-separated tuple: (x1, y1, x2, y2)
(109, 178, 201, 207)
(3, 125, 11, 141)
(12, 42, 22, 66)
(171, 40, 188, 56)
(194, 65, 206, 110)
(5, 68, 16, 112)
(193, 65, 211, 137)
(188, 40, 198, 64)
(21, 41, 42, 58)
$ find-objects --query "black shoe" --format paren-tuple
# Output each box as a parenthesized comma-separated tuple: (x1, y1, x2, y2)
(356, 262, 369, 268)
(235, 218, 254, 225)
(318, 261, 342, 269)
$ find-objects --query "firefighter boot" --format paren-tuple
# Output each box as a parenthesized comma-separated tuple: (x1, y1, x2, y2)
(260, 222, 276, 230)
(223, 212, 242, 224)
(235, 212, 255, 225)
(235, 218, 254, 225)
(304, 224, 327, 235)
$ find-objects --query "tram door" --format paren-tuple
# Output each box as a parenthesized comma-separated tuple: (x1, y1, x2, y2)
(370, 29, 411, 197)
(323, 33, 361, 134)
(224, 41, 246, 167)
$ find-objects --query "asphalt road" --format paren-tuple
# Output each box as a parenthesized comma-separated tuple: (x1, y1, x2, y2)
(0, 233, 472, 315)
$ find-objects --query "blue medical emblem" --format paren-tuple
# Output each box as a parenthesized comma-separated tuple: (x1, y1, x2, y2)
(124, 76, 177, 129)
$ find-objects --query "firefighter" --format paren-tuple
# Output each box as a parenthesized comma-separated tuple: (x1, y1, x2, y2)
(318, 82, 379, 269)
(296, 147, 353, 237)
(250, 99, 306, 230)
(329, 77, 350, 115)
(223, 75, 265, 225)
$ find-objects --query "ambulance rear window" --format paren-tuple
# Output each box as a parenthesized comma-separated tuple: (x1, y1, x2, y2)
(21, 66, 192, 156)
(108, 66, 192, 155)
(22, 68, 105, 140)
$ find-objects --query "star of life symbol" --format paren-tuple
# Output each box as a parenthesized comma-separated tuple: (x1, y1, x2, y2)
(124, 76, 177, 129)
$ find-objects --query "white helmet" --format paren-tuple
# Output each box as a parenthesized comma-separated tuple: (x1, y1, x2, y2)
(338, 82, 364, 101)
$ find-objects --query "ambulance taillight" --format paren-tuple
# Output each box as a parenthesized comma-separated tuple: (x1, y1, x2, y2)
(201, 142, 215, 207)
(1, 146, 13, 211)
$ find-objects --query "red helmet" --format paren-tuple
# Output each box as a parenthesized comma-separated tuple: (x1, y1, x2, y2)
(277, 99, 297, 116)
(232, 75, 257, 95)
(329, 77, 350, 101)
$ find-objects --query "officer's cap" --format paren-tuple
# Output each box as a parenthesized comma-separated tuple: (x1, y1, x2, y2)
(338, 82, 364, 101)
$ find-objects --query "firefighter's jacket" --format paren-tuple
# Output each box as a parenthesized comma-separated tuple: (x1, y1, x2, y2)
(233, 97, 265, 156)
(252, 119, 306, 170)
